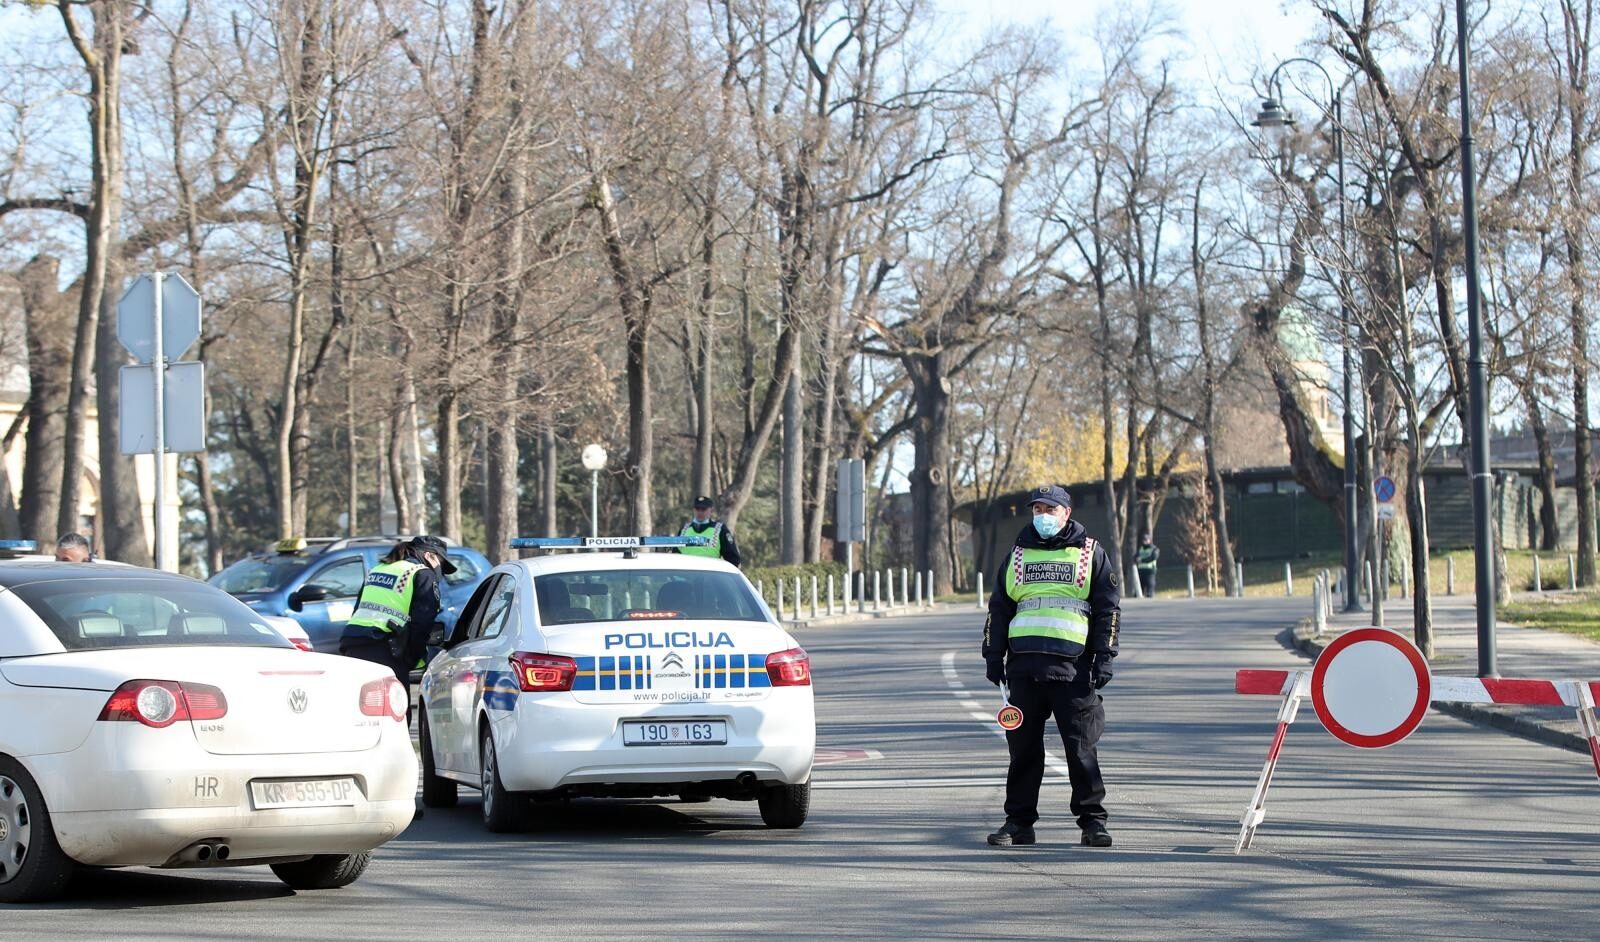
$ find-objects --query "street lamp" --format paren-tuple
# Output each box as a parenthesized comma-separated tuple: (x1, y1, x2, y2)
(1251, 58, 1364, 614)
(1452, 0, 1496, 676)
(581, 443, 607, 539)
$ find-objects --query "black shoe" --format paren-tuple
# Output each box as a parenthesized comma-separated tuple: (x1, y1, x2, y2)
(986, 822, 1036, 847)
(1080, 822, 1112, 847)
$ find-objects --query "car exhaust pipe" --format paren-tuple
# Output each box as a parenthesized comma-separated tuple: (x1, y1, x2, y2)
(175, 840, 232, 865)
(736, 772, 758, 789)
(215, 843, 231, 861)
(196, 844, 212, 862)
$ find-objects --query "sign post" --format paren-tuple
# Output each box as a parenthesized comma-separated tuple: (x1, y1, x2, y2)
(836, 458, 866, 611)
(117, 273, 203, 572)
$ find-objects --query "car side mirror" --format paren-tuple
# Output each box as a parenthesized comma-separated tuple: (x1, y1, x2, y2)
(288, 584, 332, 612)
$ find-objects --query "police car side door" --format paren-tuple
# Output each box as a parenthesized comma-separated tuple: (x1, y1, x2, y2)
(447, 574, 518, 775)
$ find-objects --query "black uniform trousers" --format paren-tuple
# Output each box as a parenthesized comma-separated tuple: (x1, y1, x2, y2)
(1002, 669, 1107, 830)
(339, 632, 409, 686)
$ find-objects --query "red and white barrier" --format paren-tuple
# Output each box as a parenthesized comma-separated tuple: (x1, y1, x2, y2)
(1233, 628, 1600, 853)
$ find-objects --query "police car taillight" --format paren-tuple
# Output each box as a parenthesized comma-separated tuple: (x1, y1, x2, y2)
(510, 652, 578, 692)
(766, 648, 811, 687)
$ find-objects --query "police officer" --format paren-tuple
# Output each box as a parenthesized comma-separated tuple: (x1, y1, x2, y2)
(983, 485, 1121, 848)
(679, 496, 741, 567)
(340, 535, 456, 688)
(1136, 533, 1159, 597)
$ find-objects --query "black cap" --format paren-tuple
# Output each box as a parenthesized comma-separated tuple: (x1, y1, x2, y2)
(1029, 485, 1072, 509)
(693, 496, 715, 510)
(409, 535, 458, 574)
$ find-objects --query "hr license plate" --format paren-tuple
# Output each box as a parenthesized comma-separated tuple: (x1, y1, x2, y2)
(622, 720, 727, 746)
(250, 777, 359, 809)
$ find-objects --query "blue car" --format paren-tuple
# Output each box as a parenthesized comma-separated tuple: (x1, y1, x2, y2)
(208, 536, 491, 654)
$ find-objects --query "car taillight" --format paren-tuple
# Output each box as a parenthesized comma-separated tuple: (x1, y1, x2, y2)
(290, 638, 314, 652)
(98, 680, 229, 728)
(360, 677, 408, 722)
(510, 652, 577, 692)
(766, 647, 811, 687)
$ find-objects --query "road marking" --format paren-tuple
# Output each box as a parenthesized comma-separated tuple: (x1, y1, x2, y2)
(814, 747, 883, 765)
(814, 776, 1071, 790)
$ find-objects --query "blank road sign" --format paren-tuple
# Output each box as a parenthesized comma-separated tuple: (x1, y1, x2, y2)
(117, 272, 202, 365)
(119, 361, 207, 454)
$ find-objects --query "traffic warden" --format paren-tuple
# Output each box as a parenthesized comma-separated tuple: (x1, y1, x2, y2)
(340, 535, 455, 688)
(1135, 533, 1159, 597)
(679, 495, 742, 567)
(982, 485, 1121, 848)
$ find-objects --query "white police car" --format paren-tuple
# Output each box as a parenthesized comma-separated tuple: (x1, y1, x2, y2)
(417, 537, 815, 832)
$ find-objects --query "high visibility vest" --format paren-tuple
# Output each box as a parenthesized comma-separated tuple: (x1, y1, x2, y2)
(680, 521, 722, 558)
(1004, 540, 1095, 657)
(346, 559, 422, 633)
(1137, 545, 1159, 572)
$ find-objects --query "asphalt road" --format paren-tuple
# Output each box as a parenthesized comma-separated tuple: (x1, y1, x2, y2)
(9, 600, 1600, 940)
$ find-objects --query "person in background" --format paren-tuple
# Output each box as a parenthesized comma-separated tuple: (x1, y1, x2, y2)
(54, 533, 92, 563)
(678, 496, 742, 567)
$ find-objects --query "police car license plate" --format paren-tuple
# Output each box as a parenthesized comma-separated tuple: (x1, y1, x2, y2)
(250, 777, 359, 809)
(622, 720, 726, 746)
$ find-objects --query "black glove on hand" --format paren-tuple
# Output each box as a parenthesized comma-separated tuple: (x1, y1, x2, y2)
(985, 660, 1006, 687)
(1090, 653, 1114, 690)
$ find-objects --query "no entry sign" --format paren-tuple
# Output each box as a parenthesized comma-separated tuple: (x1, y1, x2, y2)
(1311, 628, 1431, 748)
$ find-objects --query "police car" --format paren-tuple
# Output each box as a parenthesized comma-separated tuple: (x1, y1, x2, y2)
(209, 536, 490, 653)
(418, 536, 815, 832)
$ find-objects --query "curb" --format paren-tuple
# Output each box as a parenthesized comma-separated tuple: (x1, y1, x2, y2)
(781, 602, 967, 631)
(1278, 621, 1590, 757)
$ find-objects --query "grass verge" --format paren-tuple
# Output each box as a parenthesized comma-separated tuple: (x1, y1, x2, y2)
(1499, 590, 1600, 643)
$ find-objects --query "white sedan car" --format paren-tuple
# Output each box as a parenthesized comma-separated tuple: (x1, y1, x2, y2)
(0, 562, 417, 903)
(419, 538, 815, 832)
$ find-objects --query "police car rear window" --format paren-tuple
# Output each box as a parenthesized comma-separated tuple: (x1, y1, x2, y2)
(534, 571, 766, 625)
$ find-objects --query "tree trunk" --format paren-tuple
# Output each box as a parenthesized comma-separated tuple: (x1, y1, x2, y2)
(780, 366, 803, 563)
(17, 257, 71, 543)
(908, 353, 953, 595)
(436, 392, 461, 541)
(1527, 394, 1561, 550)
(542, 428, 558, 537)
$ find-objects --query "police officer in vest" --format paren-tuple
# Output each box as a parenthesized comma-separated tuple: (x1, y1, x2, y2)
(1136, 533, 1159, 597)
(340, 535, 456, 688)
(679, 496, 741, 567)
(983, 485, 1121, 848)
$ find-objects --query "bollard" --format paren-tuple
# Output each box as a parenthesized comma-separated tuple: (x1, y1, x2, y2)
(873, 570, 881, 611)
(1129, 564, 1142, 599)
(776, 580, 784, 618)
(1323, 570, 1334, 618)
(914, 571, 923, 607)
(1312, 576, 1327, 636)
(1236, 562, 1246, 598)
(794, 577, 802, 621)
(757, 579, 765, 604)
(902, 568, 910, 608)
(977, 571, 985, 608)
(887, 569, 896, 608)
(1446, 556, 1455, 595)
(827, 574, 836, 616)
(926, 570, 933, 606)
(1570, 554, 1578, 591)
(1400, 562, 1409, 600)
(1284, 562, 1293, 597)
(1534, 554, 1543, 593)
(1186, 564, 1195, 598)
(811, 575, 819, 619)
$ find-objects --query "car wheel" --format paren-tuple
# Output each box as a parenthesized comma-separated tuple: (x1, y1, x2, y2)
(757, 781, 810, 829)
(479, 730, 527, 833)
(269, 852, 372, 890)
(0, 758, 75, 903)
(418, 712, 457, 808)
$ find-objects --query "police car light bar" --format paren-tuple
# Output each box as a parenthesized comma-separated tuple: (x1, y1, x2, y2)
(508, 536, 710, 550)
(0, 540, 40, 559)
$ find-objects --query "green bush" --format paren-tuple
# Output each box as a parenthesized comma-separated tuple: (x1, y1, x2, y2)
(745, 561, 847, 603)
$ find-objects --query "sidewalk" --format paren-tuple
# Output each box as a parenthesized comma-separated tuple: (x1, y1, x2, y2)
(779, 599, 972, 630)
(1287, 591, 1600, 755)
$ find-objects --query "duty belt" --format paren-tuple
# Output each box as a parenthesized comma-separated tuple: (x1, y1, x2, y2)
(1015, 597, 1092, 616)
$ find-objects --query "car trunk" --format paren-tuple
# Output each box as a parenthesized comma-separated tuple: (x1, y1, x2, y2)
(542, 621, 793, 707)
(1, 647, 387, 755)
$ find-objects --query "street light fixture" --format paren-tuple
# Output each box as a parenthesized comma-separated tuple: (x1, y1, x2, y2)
(581, 443, 607, 539)
(1251, 59, 1364, 614)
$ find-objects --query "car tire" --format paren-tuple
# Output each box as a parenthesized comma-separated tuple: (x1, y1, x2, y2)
(269, 852, 372, 890)
(479, 730, 527, 833)
(418, 712, 457, 809)
(757, 781, 810, 829)
(0, 757, 75, 904)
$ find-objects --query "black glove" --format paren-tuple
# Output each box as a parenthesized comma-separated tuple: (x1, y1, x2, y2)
(985, 660, 1006, 687)
(1090, 653, 1114, 690)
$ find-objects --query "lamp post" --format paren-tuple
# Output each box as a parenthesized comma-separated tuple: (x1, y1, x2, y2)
(1453, 0, 1496, 677)
(581, 444, 607, 539)
(1251, 58, 1363, 614)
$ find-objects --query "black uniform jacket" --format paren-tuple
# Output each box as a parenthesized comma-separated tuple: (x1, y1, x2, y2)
(981, 519, 1121, 683)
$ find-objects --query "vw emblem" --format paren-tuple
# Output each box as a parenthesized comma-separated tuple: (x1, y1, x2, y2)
(0, 815, 8, 841)
(287, 687, 309, 714)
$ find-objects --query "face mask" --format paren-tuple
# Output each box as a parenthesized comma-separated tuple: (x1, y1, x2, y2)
(1033, 513, 1062, 539)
